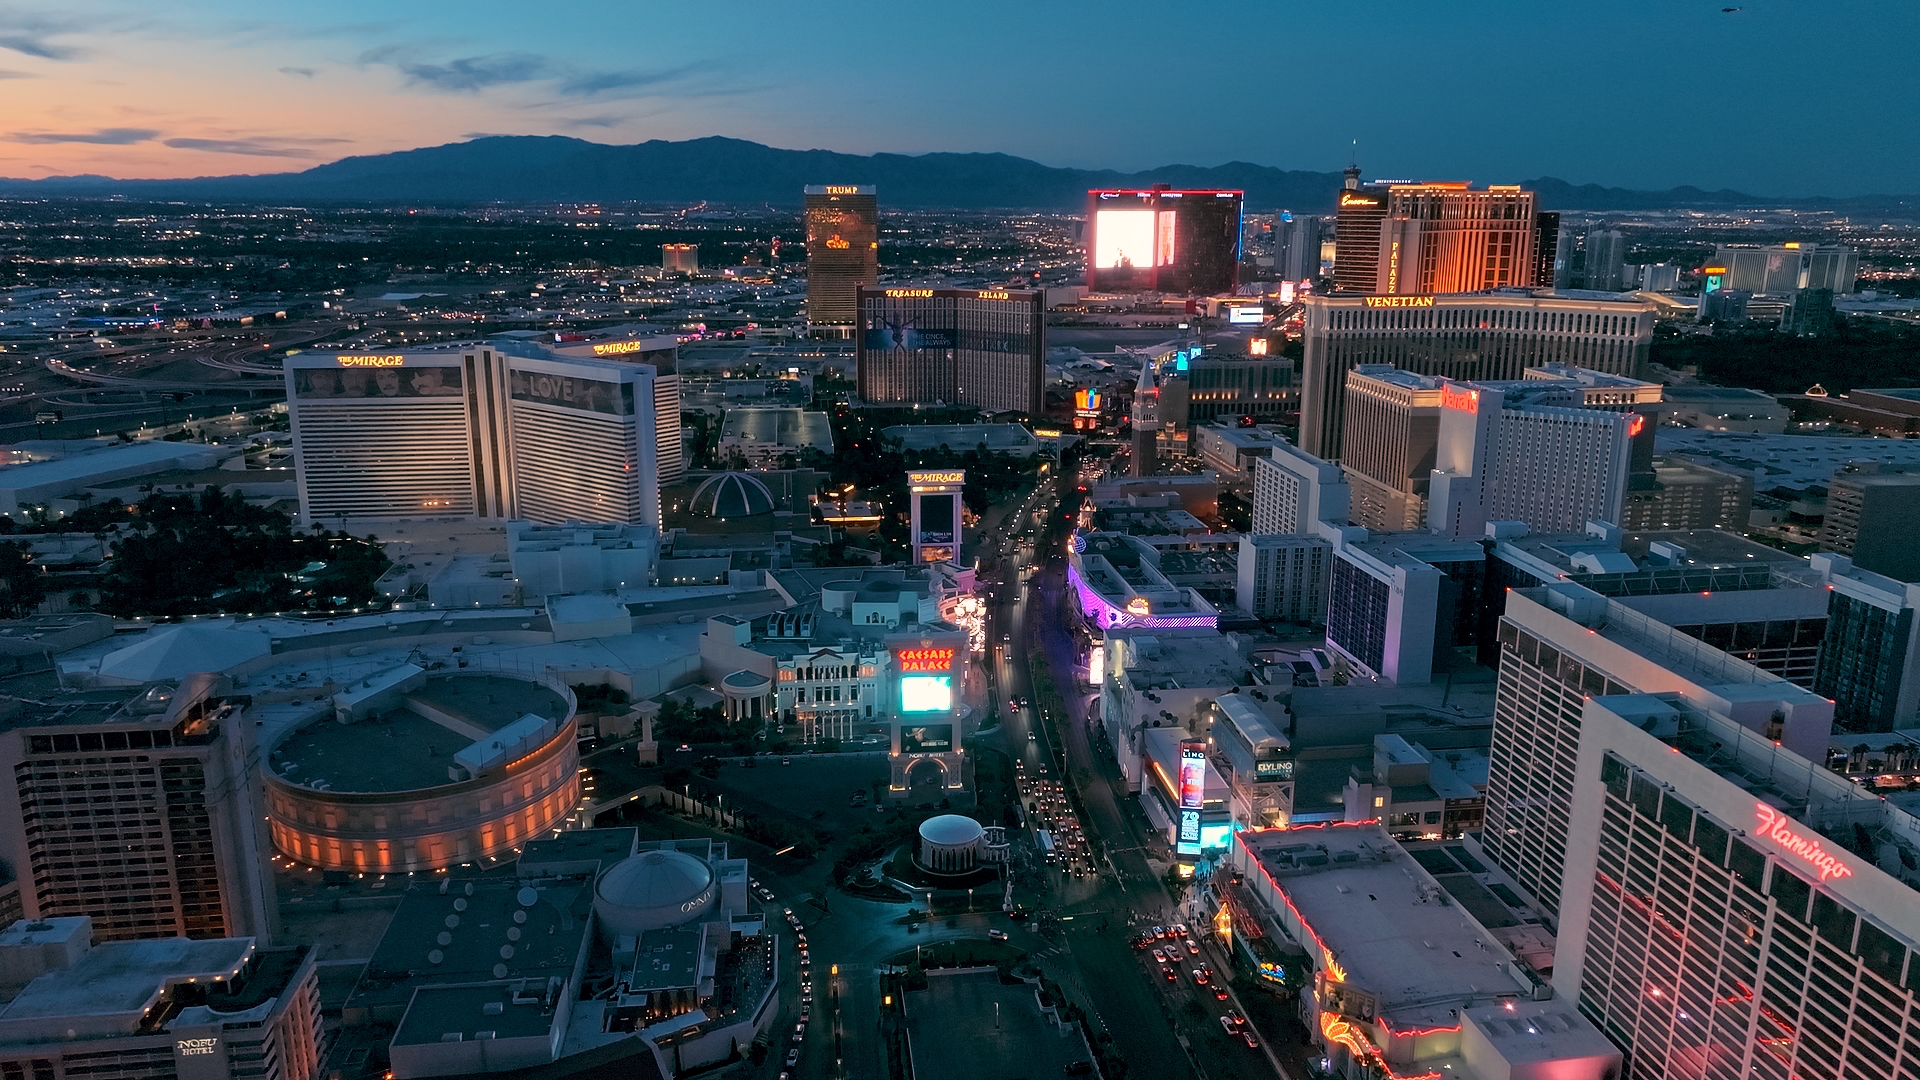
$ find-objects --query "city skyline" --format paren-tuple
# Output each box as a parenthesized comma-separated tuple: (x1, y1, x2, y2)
(1, 1, 1915, 196)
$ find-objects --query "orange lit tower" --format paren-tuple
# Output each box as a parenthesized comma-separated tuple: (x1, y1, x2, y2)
(804, 184, 878, 328)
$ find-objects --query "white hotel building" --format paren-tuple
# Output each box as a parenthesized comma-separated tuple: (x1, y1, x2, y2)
(287, 336, 677, 527)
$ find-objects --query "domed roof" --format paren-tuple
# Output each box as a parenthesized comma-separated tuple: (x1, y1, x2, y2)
(594, 849, 716, 937)
(918, 814, 985, 848)
(689, 472, 775, 519)
(723, 670, 771, 690)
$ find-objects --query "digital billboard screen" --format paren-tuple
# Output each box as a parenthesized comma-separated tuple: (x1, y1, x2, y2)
(901, 723, 953, 753)
(509, 370, 632, 415)
(863, 319, 955, 351)
(296, 365, 463, 399)
(1228, 306, 1267, 326)
(1177, 742, 1206, 857)
(1178, 744, 1206, 810)
(899, 676, 952, 714)
(1094, 210, 1157, 270)
(1178, 808, 1202, 856)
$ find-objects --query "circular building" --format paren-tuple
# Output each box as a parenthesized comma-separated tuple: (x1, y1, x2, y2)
(688, 472, 775, 519)
(263, 670, 579, 872)
(719, 670, 772, 724)
(594, 849, 718, 938)
(918, 814, 986, 874)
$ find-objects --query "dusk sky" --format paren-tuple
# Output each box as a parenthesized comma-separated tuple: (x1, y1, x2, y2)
(2, 0, 1914, 196)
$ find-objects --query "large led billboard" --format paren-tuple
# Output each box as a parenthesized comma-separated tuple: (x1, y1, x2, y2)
(1093, 210, 1158, 271)
(899, 676, 953, 714)
(1087, 189, 1242, 295)
(900, 723, 954, 753)
(896, 644, 956, 714)
(1177, 741, 1207, 857)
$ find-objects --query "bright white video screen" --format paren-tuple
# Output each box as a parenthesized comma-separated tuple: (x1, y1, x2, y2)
(899, 675, 953, 713)
(1094, 210, 1156, 270)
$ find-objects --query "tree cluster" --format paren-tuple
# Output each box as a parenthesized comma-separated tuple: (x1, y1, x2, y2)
(89, 486, 389, 617)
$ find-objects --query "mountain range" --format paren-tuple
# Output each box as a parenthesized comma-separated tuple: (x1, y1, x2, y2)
(0, 135, 1912, 212)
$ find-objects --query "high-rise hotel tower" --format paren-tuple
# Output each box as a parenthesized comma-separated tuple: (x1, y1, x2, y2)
(287, 335, 678, 526)
(1298, 291, 1655, 461)
(804, 184, 878, 329)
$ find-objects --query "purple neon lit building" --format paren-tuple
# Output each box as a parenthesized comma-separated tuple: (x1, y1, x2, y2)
(1067, 532, 1219, 631)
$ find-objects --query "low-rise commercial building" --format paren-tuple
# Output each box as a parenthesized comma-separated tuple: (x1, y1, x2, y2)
(1209, 693, 1293, 829)
(717, 408, 832, 469)
(1619, 454, 1754, 531)
(1068, 533, 1218, 632)
(0, 920, 321, 1080)
(1231, 823, 1620, 1080)
(263, 669, 580, 873)
(1193, 424, 1289, 482)
(1660, 385, 1790, 433)
(1099, 630, 1250, 792)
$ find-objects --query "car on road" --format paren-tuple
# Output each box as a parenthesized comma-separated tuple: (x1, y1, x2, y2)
(1186, 938, 1201, 955)
(781, 757, 792, 766)
(1028, 732, 1037, 741)
(1150, 925, 1166, 939)
(1212, 984, 1230, 1001)
(1220, 1014, 1243, 1035)
(1162, 966, 1177, 982)
(1151, 948, 1167, 964)
(785, 1049, 799, 1067)
(1242, 1032, 1260, 1050)
(988, 929, 1009, 941)
(1190, 968, 1207, 985)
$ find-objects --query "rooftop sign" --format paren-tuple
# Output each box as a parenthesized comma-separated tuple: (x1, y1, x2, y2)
(1755, 803, 1854, 883)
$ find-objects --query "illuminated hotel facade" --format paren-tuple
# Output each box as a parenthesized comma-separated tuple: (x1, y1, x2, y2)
(1554, 689, 1920, 1080)
(1331, 175, 1555, 297)
(1481, 584, 1833, 925)
(1339, 364, 1660, 536)
(804, 184, 878, 328)
(288, 336, 676, 525)
(856, 287, 1045, 415)
(1298, 291, 1655, 461)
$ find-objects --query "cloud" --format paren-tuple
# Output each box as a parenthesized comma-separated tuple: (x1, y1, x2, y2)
(461, 132, 517, 140)
(557, 66, 692, 97)
(279, 66, 316, 78)
(0, 68, 33, 78)
(162, 137, 314, 158)
(361, 46, 697, 101)
(363, 48, 556, 92)
(9, 127, 157, 145)
(559, 115, 626, 130)
(0, 12, 85, 60)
